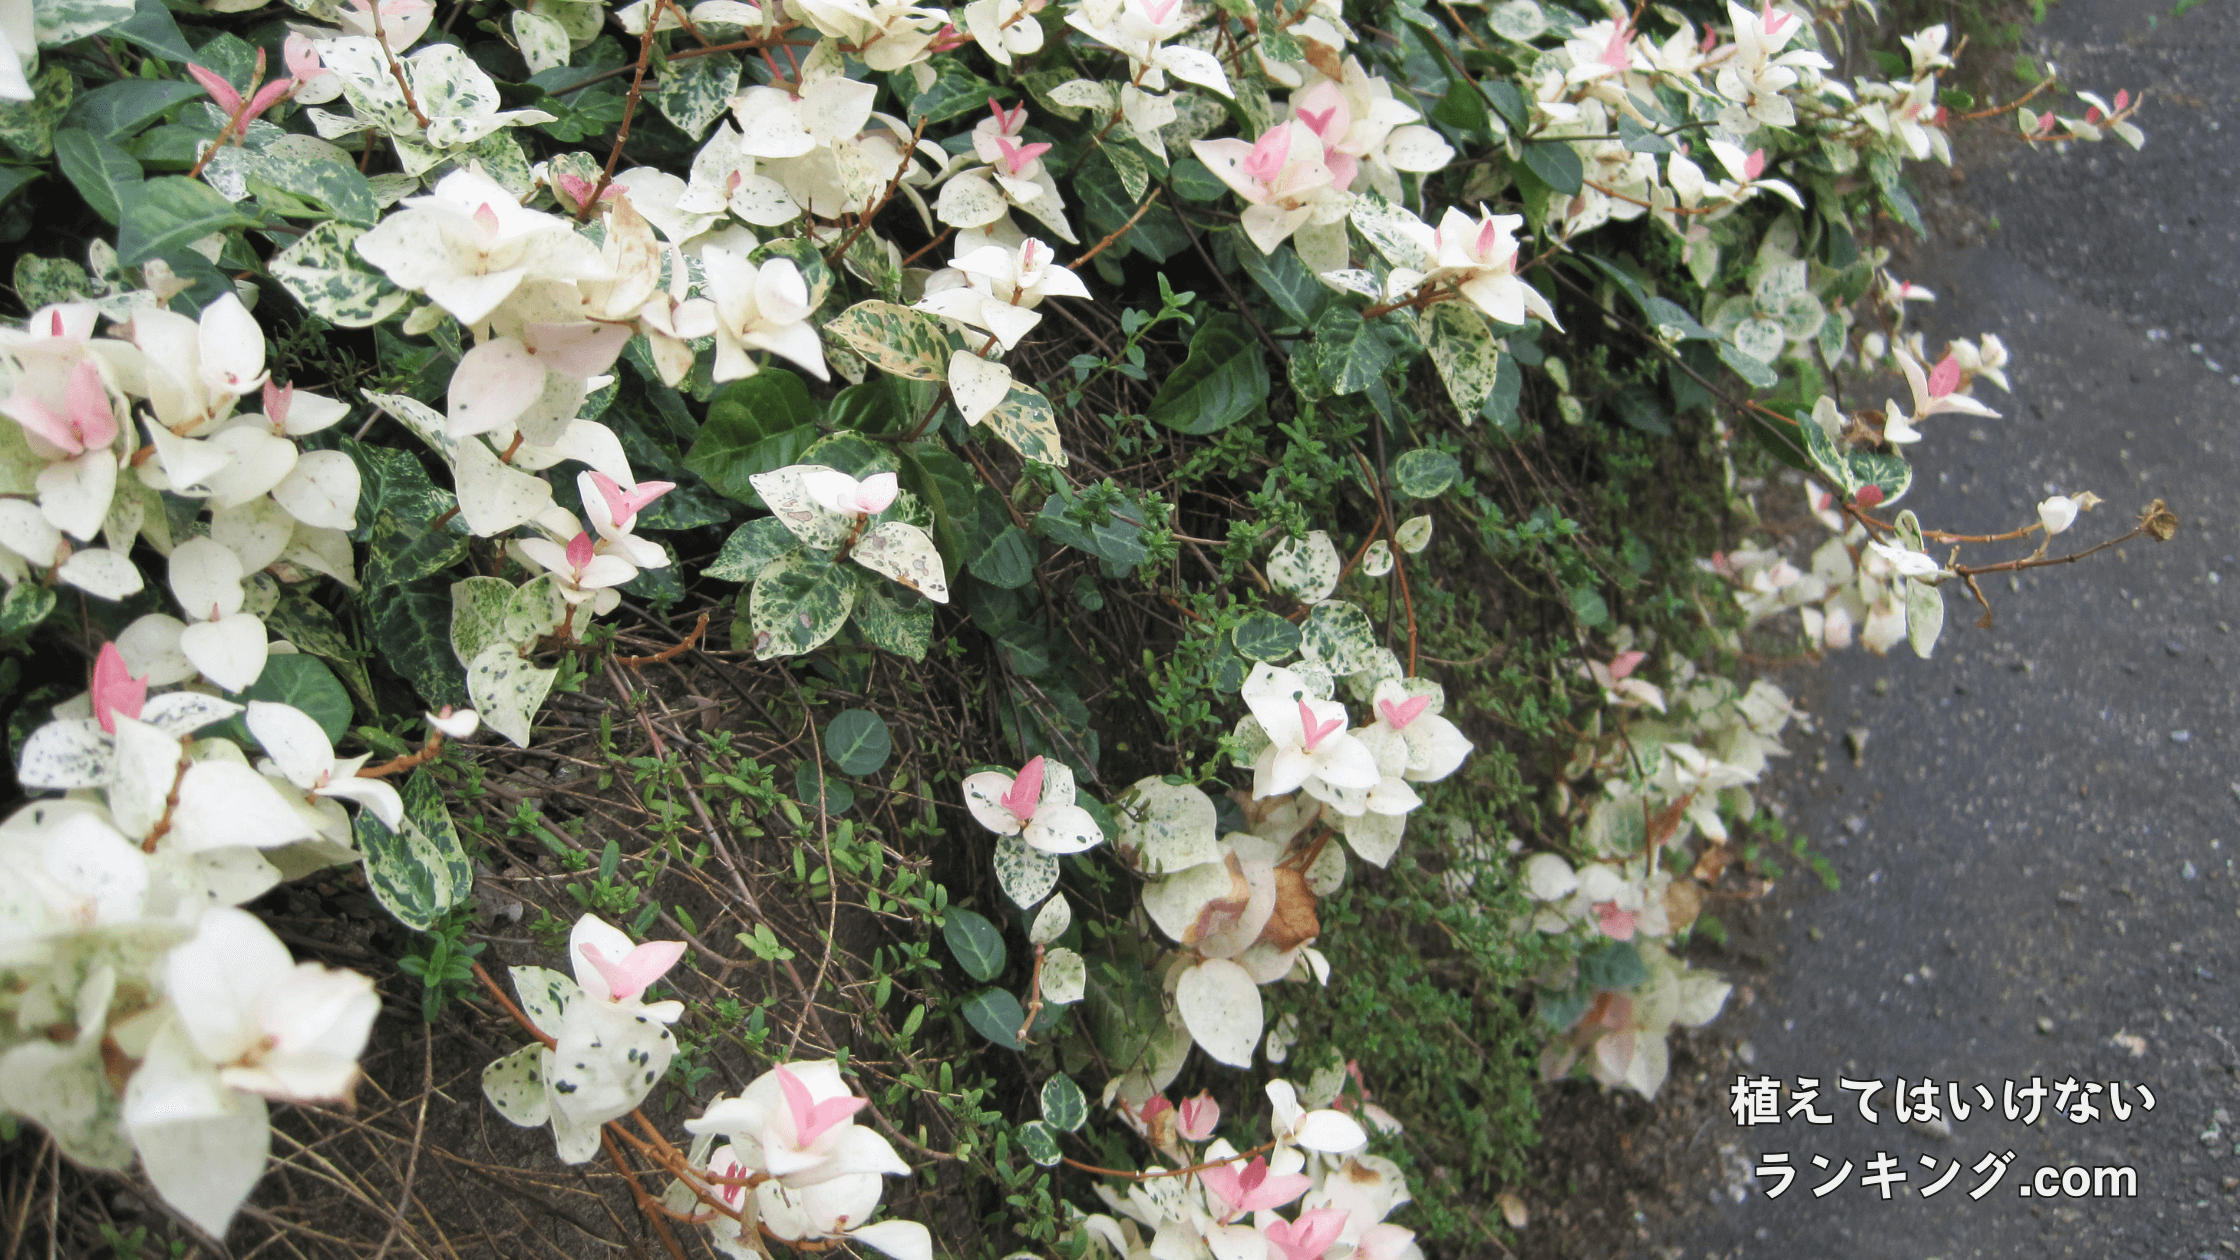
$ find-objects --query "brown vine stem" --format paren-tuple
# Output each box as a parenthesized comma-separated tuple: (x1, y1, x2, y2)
(824, 115, 929, 265)
(580, 0, 678, 222)
(1066, 193, 1161, 273)
(1061, 1139, 1282, 1182)
(355, 728, 445, 779)
(1012, 944, 1046, 1046)
(601, 1128, 696, 1260)
(616, 610, 712, 666)
(1958, 76, 2055, 122)
(369, 4, 431, 130)
(1360, 283, 1455, 321)
(1352, 448, 1418, 672)
(138, 757, 191, 853)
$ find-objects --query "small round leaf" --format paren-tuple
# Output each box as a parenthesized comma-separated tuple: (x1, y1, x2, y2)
(824, 708, 893, 776)
(944, 908, 1007, 982)
(1039, 1074, 1088, 1132)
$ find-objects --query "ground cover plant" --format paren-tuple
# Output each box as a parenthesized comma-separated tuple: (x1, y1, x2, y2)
(0, 0, 2169, 1253)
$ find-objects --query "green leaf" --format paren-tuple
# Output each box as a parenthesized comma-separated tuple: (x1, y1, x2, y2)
(1642, 296, 1716, 340)
(1431, 76, 1489, 131)
(1017, 1119, 1063, 1165)
(944, 908, 1007, 982)
(110, 0, 196, 64)
(361, 508, 468, 590)
(1616, 114, 1674, 153)
(908, 58, 1000, 124)
(1297, 306, 1405, 397)
(963, 987, 1025, 1049)
(704, 516, 800, 582)
(1076, 147, 1185, 262)
(1235, 242, 1328, 327)
(1482, 80, 1528, 131)
(824, 708, 892, 776)
(1569, 585, 1609, 628)
(826, 301, 955, 382)
(1148, 313, 1268, 435)
(852, 576, 933, 660)
(237, 147, 378, 225)
(0, 67, 75, 161)
(651, 51, 739, 140)
(1040, 1073, 1088, 1131)
(1798, 409, 1913, 505)
(354, 769, 473, 931)
(116, 176, 256, 265)
(1522, 142, 1583, 195)
(745, 550, 858, 659)
(685, 370, 821, 503)
(1168, 156, 1228, 202)
(370, 580, 471, 709)
(0, 166, 36, 209)
(982, 383, 1067, 467)
(1232, 610, 1300, 662)
(0, 582, 56, 635)
(53, 128, 142, 225)
(1577, 940, 1647, 991)
(1717, 339, 1780, 389)
(228, 655, 353, 743)
(1613, 386, 1670, 436)
(794, 759, 855, 814)
(61, 78, 200, 140)
(1392, 447, 1460, 498)
(971, 520, 1038, 589)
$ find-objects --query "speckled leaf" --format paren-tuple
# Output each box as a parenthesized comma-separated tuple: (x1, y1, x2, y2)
(852, 571, 933, 660)
(1905, 578, 1944, 660)
(1490, 0, 1546, 40)
(1041, 947, 1085, 1005)
(1731, 318, 1785, 365)
(746, 466, 856, 549)
(0, 67, 74, 160)
(508, 965, 579, 1039)
(826, 301, 953, 382)
(449, 575, 518, 667)
(1040, 1071, 1087, 1129)
(467, 642, 556, 746)
(34, 0, 134, 48)
(1420, 302, 1502, 417)
(1349, 192, 1433, 271)
(994, 835, 1060, 908)
(653, 52, 739, 140)
(352, 768, 470, 930)
(1266, 530, 1340, 602)
(850, 520, 950, 603)
(1232, 610, 1301, 662)
(1018, 1119, 1062, 1165)
(510, 10, 571, 75)
(482, 1043, 551, 1127)
(1299, 600, 1380, 675)
(1799, 412, 1913, 506)
(1114, 777, 1219, 874)
(982, 384, 1067, 467)
(272, 221, 411, 327)
(747, 550, 857, 660)
(1, 582, 56, 635)
(704, 516, 801, 583)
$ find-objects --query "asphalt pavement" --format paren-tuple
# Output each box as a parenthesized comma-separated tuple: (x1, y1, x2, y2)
(1669, 2, 2240, 1256)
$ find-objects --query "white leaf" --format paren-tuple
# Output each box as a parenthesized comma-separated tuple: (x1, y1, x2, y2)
(179, 612, 269, 692)
(848, 1221, 934, 1260)
(467, 642, 556, 746)
(948, 351, 1012, 426)
(1114, 776, 1219, 874)
(210, 498, 296, 573)
(1290, 1108, 1367, 1152)
(200, 427, 299, 509)
(169, 760, 316, 851)
(57, 547, 144, 600)
(169, 537, 246, 621)
(1155, 46, 1232, 97)
(245, 701, 334, 790)
(18, 718, 112, 789)
(453, 435, 555, 537)
(1175, 958, 1262, 1067)
(139, 692, 244, 738)
(849, 520, 949, 603)
(37, 450, 117, 541)
(108, 717, 183, 840)
(270, 450, 362, 531)
(482, 1043, 553, 1127)
(1047, 79, 1116, 110)
(0, 498, 60, 563)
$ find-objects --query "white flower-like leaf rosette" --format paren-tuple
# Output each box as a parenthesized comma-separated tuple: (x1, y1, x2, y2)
(481, 914, 687, 1163)
(1232, 662, 1380, 805)
(962, 755, 1105, 854)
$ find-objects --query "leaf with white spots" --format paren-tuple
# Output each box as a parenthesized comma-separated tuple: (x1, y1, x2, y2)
(1266, 530, 1340, 603)
(981, 383, 1068, 467)
(746, 549, 857, 660)
(1420, 301, 1502, 418)
(849, 520, 950, 604)
(1299, 600, 1380, 676)
(1114, 776, 1219, 874)
(1041, 947, 1086, 1005)
(994, 835, 1059, 908)
(467, 642, 555, 746)
(827, 301, 953, 382)
(482, 1043, 552, 1127)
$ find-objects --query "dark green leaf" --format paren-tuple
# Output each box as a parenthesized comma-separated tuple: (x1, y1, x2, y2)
(1235, 240, 1328, 327)
(1578, 941, 1648, 991)
(1231, 610, 1301, 662)
(1018, 1119, 1063, 1165)
(901, 443, 977, 561)
(1616, 115, 1674, 153)
(963, 987, 1025, 1049)
(1613, 386, 1670, 436)
(1483, 81, 1527, 131)
(793, 759, 855, 814)
(116, 176, 255, 265)
(971, 519, 1038, 589)
(908, 58, 1000, 124)
(1168, 156, 1228, 202)
(944, 908, 1007, 982)
(1642, 296, 1715, 340)
(1148, 313, 1268, 435)
(229, 655, 353, 743)
(0, 583, 55, 635)
(54, 128, 142, 225)
(1391, 447, 1460, 498)
(1430, 77, 1488, 131)
(355, 769, 474, 930)
(61, 79, 200, 140)
(370, 580, 471, 708)
(111, 0, 197, 64)
(1076, 148, 1186, 262)
(685, 371, 821, 503)
(1569, 585, 1609, 628)
(704, 516, 799, 582)
(823, 708, 892, 776)
(1718, 339, 1781, 389)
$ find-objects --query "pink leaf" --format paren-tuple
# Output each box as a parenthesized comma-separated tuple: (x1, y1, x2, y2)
(1854, 483, 1884, 509)
(473, 202, 501, 236)
(578, 939, 686, 1001)
(775, 1064, 869, 1146)
(1296, 699, 1342, 752)
(1200, 1156, 1311, 1215)
(186, 63, 243, 114)
(64, 359, 117, 450)
(5, 392, 83, 454)
(263, 381, 294, 429)
(284, 33, 326, 82)
(1607, 650, 1646, 681)
(987, 97, 1024, 134)
(853, 472, 898, 514)
(1742, 148, 1766, 181)
(1140, 0, 1180, 24)
(2114, 89, 2130, 111)
(92, 642, 148, 735)
(590, 471, 675, 527)
(992, 135, 1052, 176)
(247, 77, 298, 122)
(1000, 755, 1044, 822)
(565, 531, 596, 572)
(1377, 694, 1431, 730)
(1137, 1094, 1175, 1123)
(1592, 901, 1636, 941)
(1925, 351, 1961, 398)
(1599, 21, 1631, 73)
(2084, 106, 2104, 125)
(1176, 1091, 1220, 1141)
(1240, 124, 1292, 186)
(1263, 1209, 1350, 1260)
(929, 23, 968, 51)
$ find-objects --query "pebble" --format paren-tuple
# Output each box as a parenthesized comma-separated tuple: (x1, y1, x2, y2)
(2037, 1017, 2056, 1034)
